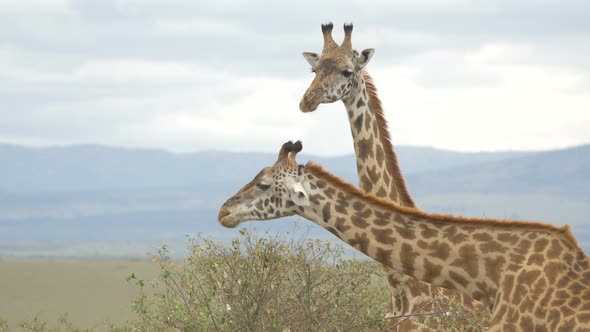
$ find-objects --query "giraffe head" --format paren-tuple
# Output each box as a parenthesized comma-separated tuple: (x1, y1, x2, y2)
(218, 141, 311, 228)
(300, 22, 375, 113)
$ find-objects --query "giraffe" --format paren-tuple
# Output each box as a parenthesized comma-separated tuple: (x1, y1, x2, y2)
(218, 141, 590, 332)
(299, 22, 485, 329)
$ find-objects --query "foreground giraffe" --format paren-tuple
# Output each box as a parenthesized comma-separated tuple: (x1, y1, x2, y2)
(300, 22, 484, 329)
(219, 141, 590, 332)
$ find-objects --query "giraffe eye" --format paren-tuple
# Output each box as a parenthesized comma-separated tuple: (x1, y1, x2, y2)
(257, 183, 271, 191)
(342, 69, 353, 77)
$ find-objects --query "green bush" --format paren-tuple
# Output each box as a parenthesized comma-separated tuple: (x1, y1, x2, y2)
(128, 227, 388, 331)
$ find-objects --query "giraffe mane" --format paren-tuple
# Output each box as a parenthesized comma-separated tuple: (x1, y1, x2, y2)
(362, 71, 416, 208)
(305, 161, 580, 248)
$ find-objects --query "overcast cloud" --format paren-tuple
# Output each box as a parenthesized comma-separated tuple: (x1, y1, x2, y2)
(1, 0, 589, 155)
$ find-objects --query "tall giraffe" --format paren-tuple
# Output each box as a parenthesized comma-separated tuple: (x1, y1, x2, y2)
(299, 22, 483, 329)
(218, 141, 590, 332)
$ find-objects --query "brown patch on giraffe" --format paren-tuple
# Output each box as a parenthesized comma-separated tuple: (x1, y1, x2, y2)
(520, 316, 535, 331)
(443, 226, 458, 238)
(497, 233, 519, 244)
(475, 281, 494, 303)
(356, 97, 366, 109)
(560, 306, 575, 318)
(451, 244, 479, 278)
(354, 206, 372, 219)
(382, 171, 391, 188)
(548, 310, 561, 327)
(544, 262, 563, 283)
(375, 247, 392, 265)
(375, 186, 387, 198)
(394, 225, 416, 240)
(371, 227, 395, 244)
(356, 137, 374, 161)
(373, 218, 389, 226)
(323, 187, 336, 199)
(512, 281, 529, 303)
(255, 200, 264, 210)
(430, 241, 451, 261)
(534, 238, 549, 252)
(334, 192, 349, 214)
(510, 253, 526, 265)
(536, 286, 553, 314)
(309, 193, 324, 205)
(420, 227, 439, 239)
(367, 165, 380, 184)
(359, 174, 373, 192)
(449, 270, 469, 289)
(501, 275, 515, 302)
(334, 217, 351, 233)
(375, 145, 385, 166)
(364, 111, 372, 132)
(422, 258, 442, 283)
(480, 240, 507, 254)
(547, 239, 563, 259)
(374, 210, 391, 220)
(568, 296, 581, 308)
(373, 210, 391, 226)
(527, 253, 545, 266)
(349, 232, 369, 254)
(322, 202, 331, 223)
(449, 231, 470, 244)
(578, 312, 590, 322)
(400, 243, 419, 276)
(353, 114, 363, 133)
(518, 270, 541, 287)
(473, 232, 493, 242)
(351, 215, 370, 228)
(352, 200, 365, 212)
(485, 256, 506, 285)
(517, 239, 532, 252)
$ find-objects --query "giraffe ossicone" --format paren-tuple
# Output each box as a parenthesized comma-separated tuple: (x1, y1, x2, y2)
(219, 141, 590, 331)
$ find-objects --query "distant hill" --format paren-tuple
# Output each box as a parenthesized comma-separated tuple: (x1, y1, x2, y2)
(408, 145, 590, 199)
(0, 143, 588, 257)
(0, 144, 529, 193)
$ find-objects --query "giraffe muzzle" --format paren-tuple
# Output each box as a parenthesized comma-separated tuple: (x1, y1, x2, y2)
(217, 207, 238, 228)
(299, 88, 323, 113)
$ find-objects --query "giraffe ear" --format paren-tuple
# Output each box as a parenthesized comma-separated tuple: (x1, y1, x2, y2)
(291, 182, 310, 207)
(303, 52, 320, 67)
(355, 48, 374, 70)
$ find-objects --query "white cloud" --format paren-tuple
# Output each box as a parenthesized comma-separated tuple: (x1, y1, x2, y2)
(153, 18, 244, 37)
(369, 43, 590, 152)
(0, 1, 589, 154)
(0, 0, 72, 15)
(74, 59, 225, 83)
(353, 0, 497, 14)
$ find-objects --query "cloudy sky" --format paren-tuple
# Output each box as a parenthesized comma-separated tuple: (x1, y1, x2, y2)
(1, 0, 589, 156)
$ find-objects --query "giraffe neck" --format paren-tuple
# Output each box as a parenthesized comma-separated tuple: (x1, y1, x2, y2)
(298, 162, 584, 309)
(343, 71, 414, 208)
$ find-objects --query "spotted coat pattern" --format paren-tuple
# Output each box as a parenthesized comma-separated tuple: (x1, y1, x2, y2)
(219, 149, 590, 331)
